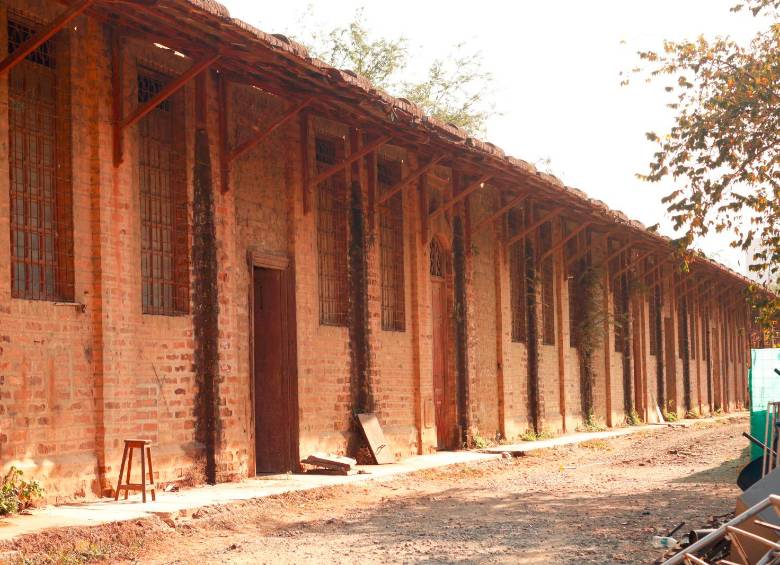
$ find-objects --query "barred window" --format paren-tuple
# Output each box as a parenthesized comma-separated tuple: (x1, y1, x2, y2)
(508, 209, 526, 343)
(430, 237, 445, 279)
(316, 136, 348, 326)
(539, 221, 555, 345)
(378, 158, 405, 331)
(8, 14, 73, 301)
(138, 70, 189, 315)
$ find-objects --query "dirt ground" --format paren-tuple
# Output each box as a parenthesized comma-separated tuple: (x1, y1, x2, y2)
(4, 416, 750, 564)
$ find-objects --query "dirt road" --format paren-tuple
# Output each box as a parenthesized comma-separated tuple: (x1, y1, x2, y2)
(7, 416, 749, 564)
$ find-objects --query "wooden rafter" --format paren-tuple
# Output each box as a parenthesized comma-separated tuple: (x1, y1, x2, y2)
(375, 155, 446, 208)
(308, 135, 391, 188)
(429, 175, 491, 222)
(591, 239, 634, 276)
(540, 220, 591, 262)
(611, 249, 653, 282)
(228, 97, 312, 163)
(113, 50, 219, 165)
(471, 191, 531, 236)
(643, 257, 674, 284)
(564, 226, 621, 269)
(0, 0, 97, 76)
(123, 53, 220, 130)
(505, 207, 563, 248)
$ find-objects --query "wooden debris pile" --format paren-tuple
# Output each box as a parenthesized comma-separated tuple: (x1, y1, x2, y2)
(301, 453, 358, 475)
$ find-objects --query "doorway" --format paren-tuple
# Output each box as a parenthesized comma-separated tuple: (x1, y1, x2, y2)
(252, 266, 296, 474)
(430, 238, 457, 450)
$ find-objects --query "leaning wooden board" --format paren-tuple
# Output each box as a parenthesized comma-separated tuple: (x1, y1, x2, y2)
(356, 413, 394, 464)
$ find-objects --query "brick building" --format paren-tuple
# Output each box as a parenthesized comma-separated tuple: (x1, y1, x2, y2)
(0, 0, 764, 501)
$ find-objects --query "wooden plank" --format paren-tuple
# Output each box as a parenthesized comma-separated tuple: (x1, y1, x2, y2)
(376, 155, 446, 208)
(228, 97, 312, 163)
(356, 413, 395, 464)
(122, 53, 220, 130)
(0, 0, 97, 76)
(428, 175, 491, 222)
(302, 452, 356, 470)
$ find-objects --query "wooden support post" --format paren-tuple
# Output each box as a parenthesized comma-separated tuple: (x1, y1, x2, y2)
(375, 155, 446, 208)
(308, 135, 391, 189)
(227, 97, 312, 163)
(471, 191, 530, 236)
(540, 221, 592, 262)
(111, 27, 124, 167)
(429, 175, 491, 223)
(300, 111, 311, 214)
(217, 73, 229, 193)
(505, 207, 563, 248)
(0, 0, 97, 76)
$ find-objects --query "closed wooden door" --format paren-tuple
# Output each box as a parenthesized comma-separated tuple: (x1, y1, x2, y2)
(432, 279, 454, 449)
(253, 267, 291, 473)
(664, 316, 677, 413)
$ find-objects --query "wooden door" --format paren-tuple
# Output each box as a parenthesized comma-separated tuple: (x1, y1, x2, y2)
(432, 279, 454, 449)
(664, 316, 677, 413)
(253, 267, 291, 473)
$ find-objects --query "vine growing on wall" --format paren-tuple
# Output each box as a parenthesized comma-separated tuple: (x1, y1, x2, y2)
(573, 263, 606, 430)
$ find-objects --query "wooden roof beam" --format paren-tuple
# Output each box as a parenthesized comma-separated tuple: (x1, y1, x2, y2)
(308, 135, 392, 188)
(471, 191, 531, 236)
(540, 220, 592, 262)
(0, 0, 97, 76)
(227, 97, 312, 163)
(506, 207, 563, 248)
(611, 249, 654, 282)
(376, 155, 447, 208)
(429, 175, 492, 222)
(122, 52, 220, 130)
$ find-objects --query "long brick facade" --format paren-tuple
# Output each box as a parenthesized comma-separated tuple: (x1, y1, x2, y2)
(0, 0, 760, 502)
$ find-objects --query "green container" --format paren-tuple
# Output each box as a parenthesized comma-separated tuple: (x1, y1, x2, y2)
(749, 348, 780, 460)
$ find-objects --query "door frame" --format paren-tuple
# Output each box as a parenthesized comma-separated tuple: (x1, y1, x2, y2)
(248, 251, 300, 475)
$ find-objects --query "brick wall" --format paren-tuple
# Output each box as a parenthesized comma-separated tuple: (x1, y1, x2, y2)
(0, 0, 756, 501)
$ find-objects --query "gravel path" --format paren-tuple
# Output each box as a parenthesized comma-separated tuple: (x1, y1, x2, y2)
(6, 416, 749, 564)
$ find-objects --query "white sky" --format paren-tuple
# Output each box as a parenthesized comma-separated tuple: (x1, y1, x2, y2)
(220, 0, 769, 274)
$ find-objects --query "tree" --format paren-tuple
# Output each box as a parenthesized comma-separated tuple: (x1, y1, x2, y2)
(632, 0, 779, 321)
(288, 7, 496, 136)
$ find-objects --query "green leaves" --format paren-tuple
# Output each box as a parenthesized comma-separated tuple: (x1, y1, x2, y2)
(635, 0, 780, 316)
(290, 7, 496, 137)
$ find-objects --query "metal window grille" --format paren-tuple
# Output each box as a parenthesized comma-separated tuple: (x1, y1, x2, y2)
(138, 69, 189, 316)
(315, 136, 349, 326)
(507, 209, 526, 343)
(378, 158, 405, 331)
(539, 221, 555, 345)
(429, 237, 445, 279)
(8, 14, 73, 301)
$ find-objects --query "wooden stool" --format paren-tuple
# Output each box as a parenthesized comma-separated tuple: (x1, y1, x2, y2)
(115, 439, 156, 502)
